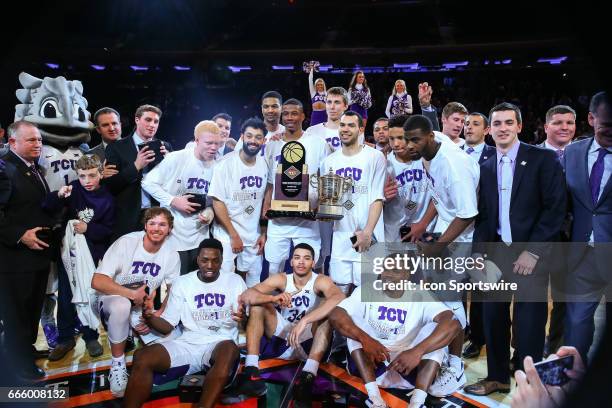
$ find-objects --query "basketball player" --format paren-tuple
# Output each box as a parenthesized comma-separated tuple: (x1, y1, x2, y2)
(235, 91, 285, 156)
(373, 117, 390, 152)
(91, 207, 180, 397)
(383, 115, 432, 243)
(403, 115, 480, 396)
(142, 120, 220, 275)
(262, 98, 330, 274)
(329, 255, 462, 408)
(304, 86, 349, 151)
(319, 111, 385, 292)
(228, 243, 344, 403)
(440, 102, 469, 147)
(124, 238, 246, 408)
(209, 118, 268, 286)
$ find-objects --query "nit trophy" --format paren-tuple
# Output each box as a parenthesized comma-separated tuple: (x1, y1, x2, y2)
(267, 141, 316, 219)
(310, 168, 353, 221)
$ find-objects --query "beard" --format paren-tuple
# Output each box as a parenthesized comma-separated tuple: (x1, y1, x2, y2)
(243, 144, 261, 156)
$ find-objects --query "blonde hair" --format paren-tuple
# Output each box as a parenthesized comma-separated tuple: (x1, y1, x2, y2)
(314, 78, 327, 93)
(76, 154, 102, 172)
(194, 120, 221, 138)
(392, 79, 407, 96)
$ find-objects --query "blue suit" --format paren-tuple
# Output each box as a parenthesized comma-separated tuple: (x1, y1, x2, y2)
(563, 138, 612, 359)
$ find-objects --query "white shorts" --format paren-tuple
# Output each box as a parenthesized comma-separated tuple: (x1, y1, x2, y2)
(347, 322, 446, 389)
(264, 235, 321, 271)
(161, 338, 237, 376)
(443, 301, 467, 329)
(262, 310, 314, 361)
(329, 258, 363, 286)
(219, 239, 263, 287)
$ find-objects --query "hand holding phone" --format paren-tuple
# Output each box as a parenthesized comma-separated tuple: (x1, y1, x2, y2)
(534, 355, 574, 386)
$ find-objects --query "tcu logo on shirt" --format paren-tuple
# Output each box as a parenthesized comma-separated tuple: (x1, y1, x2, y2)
(194, 293, 226, 308)
(186, 178, 210, 192)
(292, 295, 310, 308)
(335, 167, 362, 181)
(377, 305, 407, 324)
(49, 159, 77, 173)
(325, 136, 341, 148)
(239, 176, 263, 189)
(130, 261, 161, 277)
(396, 169, 424, 186)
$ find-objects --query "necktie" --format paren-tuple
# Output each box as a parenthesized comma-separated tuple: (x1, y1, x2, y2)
(500, 155, 513, 243)
(590, 148, 609, 205)
(30, 165, 49, 193)
(556, 149, 564, 160)
(466, 147, 475, 154)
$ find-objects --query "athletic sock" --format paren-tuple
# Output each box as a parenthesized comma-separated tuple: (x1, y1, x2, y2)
(302, 358, 320, 375)
(365, 381, 383, 402)
(245, 354, 260, 368)
(448, 354, 463, 372)
(409, 388, 427, 407)
(112, 354, 125, 367)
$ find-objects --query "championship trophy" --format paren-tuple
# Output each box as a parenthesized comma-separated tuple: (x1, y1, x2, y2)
(310, 168, 353, 221)
(267, 141, 316, 219)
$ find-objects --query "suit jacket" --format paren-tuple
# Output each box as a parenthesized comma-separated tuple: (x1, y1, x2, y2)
(103, 136, 172, 239)
(420, 107, 440, 132)
(0, 151, 55, 272)
(474, 142, 566, 256)
(478, 144, 496, 165)
(88, 142, 107, 162)
(564, 138, 612, 247)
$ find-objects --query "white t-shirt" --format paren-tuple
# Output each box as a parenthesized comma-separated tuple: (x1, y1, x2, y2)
(320, 145, 386, 261)
(96, 231, 180, 293)
(161, 271, 246, 345)
(142, 149, 216, 251)
(423, 141, 479, 242)
(266, 133, 331, 238)
(235, 124, 286, 162)
(304, 122, 365, 152)
(39, 145, 84, 191)
(338, 286, 449, 353)
(384, 152, 431, 242)
(208, 151, 268, 245)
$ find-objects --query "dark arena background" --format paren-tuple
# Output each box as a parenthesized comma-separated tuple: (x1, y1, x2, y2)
(0, 0, 609, 407)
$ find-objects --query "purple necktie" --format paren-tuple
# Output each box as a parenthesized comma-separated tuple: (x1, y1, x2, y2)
(590, 148, 609, 205)
(556, 149, 564, 160)
(466, 147, 475, 154)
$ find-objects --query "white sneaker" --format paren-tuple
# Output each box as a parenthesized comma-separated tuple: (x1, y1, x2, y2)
(365, 396, 389, 408)
(428, 362, 466, 397)
(108, 364, 129, 397)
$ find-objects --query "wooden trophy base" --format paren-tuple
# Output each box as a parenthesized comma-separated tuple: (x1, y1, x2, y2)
(267, 200, 316, 219)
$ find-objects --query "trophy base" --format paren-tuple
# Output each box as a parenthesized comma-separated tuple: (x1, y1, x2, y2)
(316, 204, 344, 221)
(266, 209, 316, 220)
(271, 199, 311, 212)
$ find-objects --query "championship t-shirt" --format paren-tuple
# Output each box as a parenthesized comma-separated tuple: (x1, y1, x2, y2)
(208, 151, 268, 245)
(96, 231, 180, 293)
(161, 272, 247, 345)
(338, 286, 449, 352)
(320, 145, 386, 261)
(304, 123, 365, 152)
(235, 124, 286, 162)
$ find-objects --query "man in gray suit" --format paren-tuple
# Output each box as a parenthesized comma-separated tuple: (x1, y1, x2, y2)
(564, 92, 612, 361)
(537, 105, 576, 158)
(89, 107, 122, 163)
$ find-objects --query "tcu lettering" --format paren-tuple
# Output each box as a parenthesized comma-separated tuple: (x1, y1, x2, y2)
(396, 169, 424, 186)
(50, 159, 77, 172)
(325, 136, 341, 148)
(186, 177, 210, 192)
(130, 261, 161, 277)
(377, 306, 407, 324)
(292, 295, 310, 308)
(239, 176, 263, 189)
(194, 293, 226, 308)
(335, 167, 362, 181)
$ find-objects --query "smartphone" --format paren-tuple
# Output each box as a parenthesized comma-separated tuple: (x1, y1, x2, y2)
(399, 225, 411, 242)
(138, 139, 163, 170)
(35, 228, 51, 244)
(534, 355, 574, 386)
(350, 234, 358, 251)
(187, 193, 207, 208)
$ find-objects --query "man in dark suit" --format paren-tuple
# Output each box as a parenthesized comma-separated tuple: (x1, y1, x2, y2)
(88, 107, 122, 163)
(212, 112, 235, 157)
(465, 102, 566, 396)
(104, 104, 172, 240)
(564, 92, 612, 361)
(0, 121, 55, 380)
(536, 105, 576, 157)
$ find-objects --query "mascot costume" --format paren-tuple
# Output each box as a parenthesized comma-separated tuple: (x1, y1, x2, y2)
(15, 72, 99, 352)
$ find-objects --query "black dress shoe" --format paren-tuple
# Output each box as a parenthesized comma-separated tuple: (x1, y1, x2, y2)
(462, 341, 482, 359)
(32, 349, 50, 359)
(19, 364, 45, 381)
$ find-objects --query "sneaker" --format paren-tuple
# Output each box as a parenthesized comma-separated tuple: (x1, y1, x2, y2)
(328, 347, 348, 366)
(292, 371, 315, 401)
(86, 339, 104, 358)
(221, 366, 266, 403)
(73, 320, 84, 336)
(365, 397, 389, 408)
(428, 362, 466, 397)
(48, 338, 76, 361)
(125, 336, 135, 353)
(108, 364, 129, 397)
(43, 324, 58, 349)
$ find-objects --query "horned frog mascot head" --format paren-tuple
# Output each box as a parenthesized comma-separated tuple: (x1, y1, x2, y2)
(15, 72, 93, 146)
